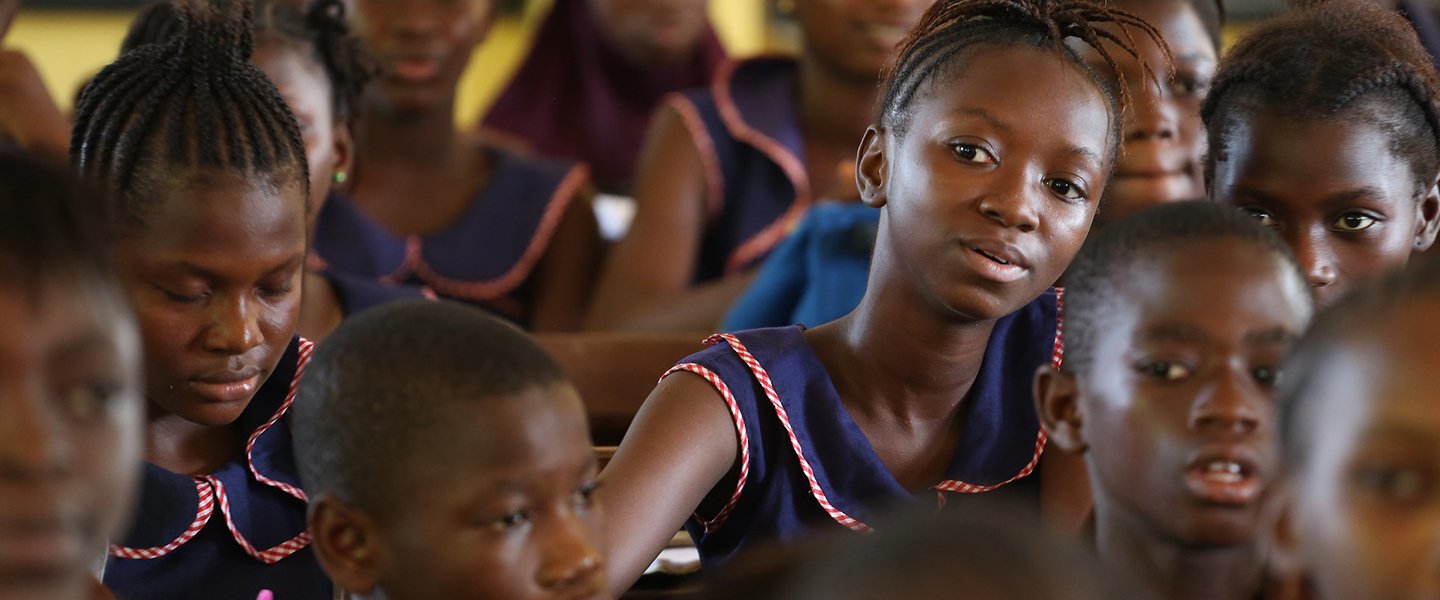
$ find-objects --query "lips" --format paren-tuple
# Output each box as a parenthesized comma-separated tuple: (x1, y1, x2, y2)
(188, 367, 262, 404)
(1182, 447, 1264, 506)
(385, 55, 443, 83)
(959, 238, 1031, 284)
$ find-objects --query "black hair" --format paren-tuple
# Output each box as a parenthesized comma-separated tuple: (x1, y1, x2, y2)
(292, 299, 572, 511)
(74, 0, 309, 233)
(1201, 0, 1440, 196)
(1111, 0, 1224, 52)
(122, 0, 374, 125)
(1063, 201, 1308, 373)
(0, 151, 121, 298)
(1278, 256, 1440, 471)
(878, 0, 1169, 166)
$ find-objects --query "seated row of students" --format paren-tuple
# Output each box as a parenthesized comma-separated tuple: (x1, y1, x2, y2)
(7, 0, 1440, 599)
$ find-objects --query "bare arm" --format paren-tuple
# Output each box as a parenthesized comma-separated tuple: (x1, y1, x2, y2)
(585, 103, 752, 332)
(596, 371, 739, 596)
(530, 186, 603, 332)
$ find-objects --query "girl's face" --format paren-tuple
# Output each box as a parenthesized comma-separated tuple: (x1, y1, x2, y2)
(1210, 112, 1440, 306)
(589, 0, 710, 66)
(114, 174, 307, 427)
(1088, 0, 1216, 229)
(0, 276, 143, 598)
(860, 43, 1111, 320)
(349, 0, 495, 116)
(793, 0, 935, 84)
(253, 39, 351, 225)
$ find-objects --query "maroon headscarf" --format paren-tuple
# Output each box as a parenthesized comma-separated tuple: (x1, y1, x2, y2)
(480, 0, 726, 193)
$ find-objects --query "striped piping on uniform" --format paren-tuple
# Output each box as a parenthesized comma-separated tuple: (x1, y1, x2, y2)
(205, 475, 313, 564)
(109, 479, 215, 559)
(246, 339, 314, 501)
(711, 333, 873, 533)
(663, 362, 751, 534)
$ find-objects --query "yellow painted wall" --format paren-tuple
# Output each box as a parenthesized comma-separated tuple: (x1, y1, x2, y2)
(4, 0, 768, 129)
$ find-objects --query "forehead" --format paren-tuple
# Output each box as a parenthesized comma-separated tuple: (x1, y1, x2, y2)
(122, 172, 306, 260)
(1216, 111, 1416, 202)
(418, 385, 593, 486)
(909, 44, 1111, 155)
(0, 277, 134, 367)
(1118, 240, 1309, 335)
(1111, 0, 1215, 55)
(252, 40, 334, 116)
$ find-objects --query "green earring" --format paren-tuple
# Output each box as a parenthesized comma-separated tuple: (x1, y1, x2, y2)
(333, 170, 348, 184)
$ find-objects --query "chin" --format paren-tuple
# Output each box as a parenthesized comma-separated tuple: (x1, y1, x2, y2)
(1170, 509, 1265, 547)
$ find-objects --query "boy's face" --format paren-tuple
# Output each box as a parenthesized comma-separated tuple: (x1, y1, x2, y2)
(1291, 308, 1440, 600)
(1210, 112, 1440, 307)
(372, 384, 606, 600)
(1074, 241, 1310, 545)
(0, 278, 143, 597)
(349, 0, 495, 116)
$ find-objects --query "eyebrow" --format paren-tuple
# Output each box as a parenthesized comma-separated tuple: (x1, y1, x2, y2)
(49, 330, 114, 366)
(171, 253, 306, 280)
(1244, 327, 1298, 346)
(1235, 185, 1390, 210)
(1361, 422, 1440, 447)
(1140, 322, 1211, 345)
(953, 107, 1102, 170)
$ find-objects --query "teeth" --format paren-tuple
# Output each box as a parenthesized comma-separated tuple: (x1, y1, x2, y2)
(1201, 461, 1245, 483)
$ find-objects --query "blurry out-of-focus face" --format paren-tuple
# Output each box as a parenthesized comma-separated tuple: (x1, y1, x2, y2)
(589, 0, 710, 66)
(0, 276, 143, 599)
(253, 39, 345, 227)
(371, 385, 607, 600)
(1292, 303, 1440, 600)
(1086, 0, 1216, 229)
(793, 0, 936, 84)
(349, 0, 495, 116)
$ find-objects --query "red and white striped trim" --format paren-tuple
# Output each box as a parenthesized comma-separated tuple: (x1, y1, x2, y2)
(246, 339, 313, 501)
(1051, 288, 1065, 369)
(710, 333, 873, 533)
(665, 94, 726, 223)
(663, 363, 750, 534)
(409, 165, 590, 301)
(205, 475, 312, 564)
(109, 479, 215, 559)
(711, 58, 813, 275)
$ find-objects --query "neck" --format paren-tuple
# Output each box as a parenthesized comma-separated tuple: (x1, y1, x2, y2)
(145, 403, 241, 475)
(823, 243, 997, 422)
(796, 51, 880, 147)
(1095, 505, 1268, 600)
(354, 100, 461, 169)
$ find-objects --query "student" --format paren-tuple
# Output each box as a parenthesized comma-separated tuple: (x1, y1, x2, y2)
(585, 0, 935, 332)
(1088, 0, 1221, 229)
(291, 300, 605, 600)
(596, 0, 1165, 593)
(315, 0, 601, 332)
(1274, 255, 1440, 600)
(120, 0, 430, 341)
(1035, 202, 1313, 600)
(73, 1, 330, 596)
(481, 0, 725, 194)
(1203, 0, 1440, 307)
(0, 153, 144, 600)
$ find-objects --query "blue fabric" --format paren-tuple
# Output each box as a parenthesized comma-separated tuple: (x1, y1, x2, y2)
(311, 147, 581, 326)
(680, 58, 806, 283)
(677, 290, 1059, 568)
(105, 338, 331, 600)
(321, 269, 429, 316)
(722, 202, 878, 330)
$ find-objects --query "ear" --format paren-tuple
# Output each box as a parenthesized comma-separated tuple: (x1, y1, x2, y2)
(331, 122, 354, 191)
(308, 493, 384, 595)
(856, 126, 889, 209)
(1266, 482, 1306, 583)
(1414, 174, 1440, 252)
(1034, 364, 1088, 454)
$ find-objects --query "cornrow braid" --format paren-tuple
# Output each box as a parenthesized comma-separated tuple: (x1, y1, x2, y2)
(878, 0, 1170, 165)
(254, 0, 375, 124)
(1201, 0, 1440, 195)
(74, 0, 309, 232)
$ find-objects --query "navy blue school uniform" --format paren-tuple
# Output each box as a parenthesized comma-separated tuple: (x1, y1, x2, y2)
(669, 290, 1064, 568)
(311, 147, 589, 327)
(319, 268, 432, 316)
(104, 338, 330, 600)
(666, 56, 811, 284)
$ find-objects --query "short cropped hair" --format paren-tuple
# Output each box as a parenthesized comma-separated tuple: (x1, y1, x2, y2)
(291, 300, 569, 510)
(1063, 201, 1307, 373)
(0, 151, 119, 297)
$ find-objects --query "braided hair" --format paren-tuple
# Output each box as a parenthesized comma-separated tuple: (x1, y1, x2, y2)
(877, 0, 1169, 167)
(75, 0, 308, 232)
(1201, 0, 1440, 196)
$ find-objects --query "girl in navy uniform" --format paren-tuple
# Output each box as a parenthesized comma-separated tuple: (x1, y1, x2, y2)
(585, 0, 934, 332)
(73, 0, 329, 597)
(313, 0, 600, 332)
(1203, 0, 1440, 307)
(596, 0, 1165, 594)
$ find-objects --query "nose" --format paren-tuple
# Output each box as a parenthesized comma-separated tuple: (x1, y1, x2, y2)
(0, 381, 68, 482)
(1287, 229, 1339, 292)
(1188, 369, 1263, 437)
(977, 180, 1040, 233)
(535, 512, 605, 592)
(202, 295, 263, 355)
(1127, 93, 1179, 143)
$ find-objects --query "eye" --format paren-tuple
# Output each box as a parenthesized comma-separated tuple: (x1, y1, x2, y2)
(60, 382, 120, 421)
(258, 283, 296, 300)
(1356, 466, 1434, 503)
(1136, 360, 1192, 381)
(574, 480, 601, 509)
(950, 143, 997, 165)
(1333, 212, 1379, 232)
(487, 510, 533, 532)
(155, 284, 206, 304)
(1045, 178, 1086, 202)
(1252, 366, 1279, 387)
(1172, 75, 1210, 96)
(1243, 208, 1279, 229)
